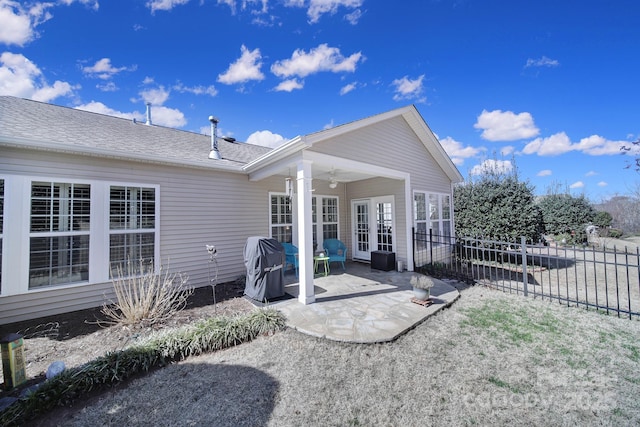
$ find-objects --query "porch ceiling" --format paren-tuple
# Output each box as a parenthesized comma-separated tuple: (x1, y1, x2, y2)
(275, 162, 375, 183)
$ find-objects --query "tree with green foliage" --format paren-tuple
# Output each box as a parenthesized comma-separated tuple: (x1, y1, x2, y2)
(454, 168, 543, 242)
(593, 210, 613, 229)
(536, 193, 595, 242)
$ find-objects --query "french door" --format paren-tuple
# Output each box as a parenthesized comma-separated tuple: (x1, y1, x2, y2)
(351, 196, 395, 261)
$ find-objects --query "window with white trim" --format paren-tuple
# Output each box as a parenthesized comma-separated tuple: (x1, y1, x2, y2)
(269, 194, 339, 249)
(109, 186, 156, 277)
(414, 191, 452, 245)
(29, 182, 91, 289)
(321, 197, 339, 241)
(270, 194, 293, 243)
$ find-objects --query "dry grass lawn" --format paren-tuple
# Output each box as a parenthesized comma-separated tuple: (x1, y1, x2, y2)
(60, 285, 640, 426)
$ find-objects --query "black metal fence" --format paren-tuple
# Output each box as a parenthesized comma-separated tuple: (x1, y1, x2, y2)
(413, 229, 640, 319)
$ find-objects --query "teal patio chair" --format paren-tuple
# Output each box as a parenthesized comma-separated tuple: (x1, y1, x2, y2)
(282, 242, 299, 277)
(322, 239, 347, 270)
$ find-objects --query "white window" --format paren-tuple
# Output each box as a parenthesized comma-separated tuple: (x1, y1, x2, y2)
(414, 191, 452, 245)
(29, 182, 91, 289)
(269, 194, 339, 250)
(270, 194, 293, 243)
(376, 200, 393, 252)
(109, 186, 156, 277)
(321, 197, 339, 241)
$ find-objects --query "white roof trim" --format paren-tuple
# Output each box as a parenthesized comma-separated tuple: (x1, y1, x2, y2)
(243, 105, 463, 183)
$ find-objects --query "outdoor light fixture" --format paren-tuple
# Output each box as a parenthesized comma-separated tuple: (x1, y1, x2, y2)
(285, 177, 294, 200)
(329, 170, 338, 189)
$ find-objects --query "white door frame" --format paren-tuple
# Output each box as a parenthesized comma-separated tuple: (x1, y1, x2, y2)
(351, 196, 396, 261)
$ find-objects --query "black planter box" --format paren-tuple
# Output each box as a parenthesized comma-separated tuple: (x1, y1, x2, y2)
(371, 251, 395, 271)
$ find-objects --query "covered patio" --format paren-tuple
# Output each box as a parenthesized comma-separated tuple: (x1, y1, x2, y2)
(267, 262, 460, 343)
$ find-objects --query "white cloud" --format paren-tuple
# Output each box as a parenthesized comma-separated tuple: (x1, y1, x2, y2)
(344, 8, 362, 24)
(470, 159, 514, 176)
(0, 52, 76, 101)
(525, 56, 560, 68)
(576, 135, 625, 155)
(438, 136, 480, 166)
(75, 101, 137, 119)
(474, 109, 540, 142)
(146, 0, 190, 13)
(391, 75, 425, 103)
(274, 78, 304, 92)
(522, 132, 572, 156)
(339, 82, 357, 95)
(569, 181, 584, 189)
(305, 0, 363, 23)
(246, 130, 287, 148)
(585, 170, 598, 177)
(0, 1, 97, 46)
(218, 45, 265, 85)
(147, 105, 186, 127)
(59, 0, 99, 9)
(140, 86, 170, 105)
(173, 82, 218, 96)
(271, 43, 363, 78)
(500, 145, 515, 156)
(0, 0, 52, 46)
(597, 181, 608, 187)
(523, 132, 628, 156)
(76, 100, 186, 128)
(537, 169, 552, 177)
(97, 81, 118, 92)
(82, 58, 135, 80)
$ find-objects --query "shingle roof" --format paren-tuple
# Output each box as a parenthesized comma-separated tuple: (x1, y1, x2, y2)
(0, 96, 272, 171)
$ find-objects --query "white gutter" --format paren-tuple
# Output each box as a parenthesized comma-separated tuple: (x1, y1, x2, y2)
(243, 135, 311, 174)
(0, 136, 247, 174)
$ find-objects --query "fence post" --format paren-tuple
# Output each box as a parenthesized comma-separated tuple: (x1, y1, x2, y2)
(429, 228, 433, 266)
(521, 236, 528, 297)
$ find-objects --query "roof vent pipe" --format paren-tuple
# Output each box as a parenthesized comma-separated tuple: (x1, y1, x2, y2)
(145, 102, 152, 125)
(208, 115, 222, 160)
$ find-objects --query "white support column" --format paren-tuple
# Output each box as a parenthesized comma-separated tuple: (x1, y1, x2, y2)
(296, 159, 316, 304)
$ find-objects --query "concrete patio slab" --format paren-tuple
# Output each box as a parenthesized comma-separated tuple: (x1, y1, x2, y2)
(264, 262, 460, 343)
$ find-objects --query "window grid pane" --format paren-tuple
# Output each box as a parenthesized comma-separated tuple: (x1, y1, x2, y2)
(270, 195, 293, 243)
(377, 202, 393, 252)
(29, 182, 91, 289)
(109, 186, 156, 276)
(29, 235, 89, 288)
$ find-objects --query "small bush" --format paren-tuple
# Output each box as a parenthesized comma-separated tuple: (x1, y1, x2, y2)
(102, 260, 192, 327)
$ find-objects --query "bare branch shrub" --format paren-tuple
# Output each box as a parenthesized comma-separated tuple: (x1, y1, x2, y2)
(102, 260, 192, 327)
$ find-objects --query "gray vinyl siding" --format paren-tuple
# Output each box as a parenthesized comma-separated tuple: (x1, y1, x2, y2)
(346, 177, 407, 264)
(0, 147, 279, 323)
(309, 115, 455, 267)
(310, 115, 452, 193)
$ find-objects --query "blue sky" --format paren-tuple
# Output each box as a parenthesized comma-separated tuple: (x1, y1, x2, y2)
(1, 0, 639, 201)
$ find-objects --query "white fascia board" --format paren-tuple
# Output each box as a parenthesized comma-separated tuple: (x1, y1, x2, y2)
(243, 135, 310, 174)
(0, 136, 245, 174)
(247, 151, 304, 181)
(303, 151, 410, 181)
